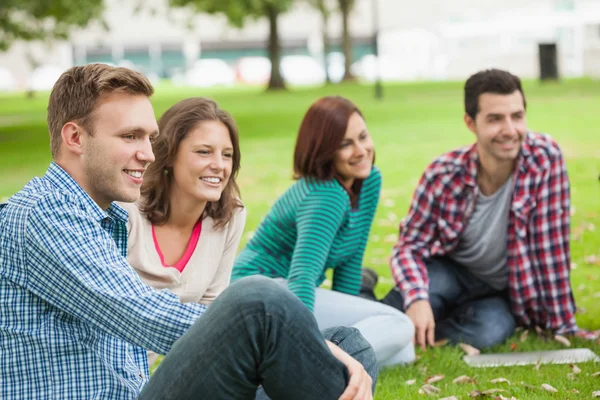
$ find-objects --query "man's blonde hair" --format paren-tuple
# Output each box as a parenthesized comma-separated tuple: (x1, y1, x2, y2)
(47, 63, 154, 158)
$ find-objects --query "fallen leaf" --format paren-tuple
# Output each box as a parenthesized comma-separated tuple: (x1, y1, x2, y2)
(433, 339, 449, 347)
(469, 390, 482, 398)
(420, 384, 441, 395)
(439, 397, 458, 400)
(459, 343, 481, 356)
(520, 330, 529, 342)
(425, 374, 444, 384)
(490, 378, 511, 384)
(510, 343, 518, 351)
(453, 375, 477, 384)
(554, 335, 571, 347)
(522, 382, 538, 390)
(571, 388, 580, 393)
(383, 234, 397, 243)
(592, 371, 600, 377)
(534, 360, 541, 371)
(567, 373, 576, 380)
(570, 364, 581, 374)
(481, 388, 505, 395)
(405, 379, 417, 385)
(585, 254, 600, 266)
(541, 383, 558, 392)
(593, 391, 600, 398)
(382, 198, 395, 208)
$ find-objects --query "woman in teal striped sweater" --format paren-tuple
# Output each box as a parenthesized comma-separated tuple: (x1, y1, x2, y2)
(232, 96, 415, 367)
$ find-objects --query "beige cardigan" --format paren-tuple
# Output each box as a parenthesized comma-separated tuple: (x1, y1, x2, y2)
(119, 201, 246, 304)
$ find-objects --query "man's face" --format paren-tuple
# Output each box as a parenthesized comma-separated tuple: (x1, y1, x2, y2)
(465, 90, 527, 164)
(81, 92, 158, 209)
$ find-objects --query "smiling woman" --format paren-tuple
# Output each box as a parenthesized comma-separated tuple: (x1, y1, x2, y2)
(117, 97, 246, 365)
(232, 96, 416, 368)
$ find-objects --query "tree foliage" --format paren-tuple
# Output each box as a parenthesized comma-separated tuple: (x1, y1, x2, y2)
(0, 0, 105, 51)
(170, 0, 294, 90)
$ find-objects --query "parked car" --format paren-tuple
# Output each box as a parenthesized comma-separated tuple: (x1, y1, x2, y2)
(280, 55, 326, 86)
(0, 67, 17, 92)
(28, 65, 63, 92)
(183, 59, 236, 87)
(235, 57, 271, 85)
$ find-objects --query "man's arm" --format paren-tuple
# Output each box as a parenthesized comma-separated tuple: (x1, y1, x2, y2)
(529, 143, 578, 335)
(25, 194, 204, 355)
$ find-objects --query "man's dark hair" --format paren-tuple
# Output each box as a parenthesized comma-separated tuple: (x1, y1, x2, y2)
(464, 69, 527, 120)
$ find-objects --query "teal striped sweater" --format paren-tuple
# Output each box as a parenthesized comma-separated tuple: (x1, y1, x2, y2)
(232, 167, 381, 310)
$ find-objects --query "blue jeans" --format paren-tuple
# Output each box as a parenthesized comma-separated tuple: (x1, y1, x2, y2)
(140, 276, 378, 400)
(382, 257, 516, 349)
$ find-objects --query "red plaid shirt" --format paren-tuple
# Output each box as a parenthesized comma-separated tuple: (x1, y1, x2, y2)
(390, 132, 580, 335)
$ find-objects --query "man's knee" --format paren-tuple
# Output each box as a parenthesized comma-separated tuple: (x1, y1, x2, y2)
(470, 308, 516, 349)
(322, 326, 378, 382)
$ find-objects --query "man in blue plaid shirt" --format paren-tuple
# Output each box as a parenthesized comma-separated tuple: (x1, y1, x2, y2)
(0, 64, 376, 400)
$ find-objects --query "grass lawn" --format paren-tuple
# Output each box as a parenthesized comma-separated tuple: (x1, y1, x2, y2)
(1, 79, 599, 399)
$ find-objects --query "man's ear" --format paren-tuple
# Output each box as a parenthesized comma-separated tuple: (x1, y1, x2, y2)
(60, 122, 85, 156)
(464, 113, 477, 135)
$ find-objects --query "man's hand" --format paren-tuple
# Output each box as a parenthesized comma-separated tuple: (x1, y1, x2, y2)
(406, 300, 435, 351)
(326, 340, 373, 400)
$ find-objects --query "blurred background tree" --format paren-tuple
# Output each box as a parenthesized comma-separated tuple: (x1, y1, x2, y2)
(170, 0, 294, 91)
(0, 0, 105, 51)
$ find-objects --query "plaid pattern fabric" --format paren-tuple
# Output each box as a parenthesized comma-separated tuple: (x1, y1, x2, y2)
(0, 162, 206, 399)
(390, 132, 581, 335)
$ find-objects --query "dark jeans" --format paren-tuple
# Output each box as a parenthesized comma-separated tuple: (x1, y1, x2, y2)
(382, 257, 516, 349)
(140, 275, 378, 400)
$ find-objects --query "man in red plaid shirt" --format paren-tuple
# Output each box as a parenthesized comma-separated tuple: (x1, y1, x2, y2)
(362, 69, 594, 351)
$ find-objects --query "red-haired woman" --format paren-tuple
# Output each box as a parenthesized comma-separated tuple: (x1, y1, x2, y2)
(232, 96, 415, 367)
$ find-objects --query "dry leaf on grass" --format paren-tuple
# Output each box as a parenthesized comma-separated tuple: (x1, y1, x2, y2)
(510, 343, 518, 351)
(425, 374, 444, 384)
(469, 390, 482, 398)
(419, 384, 441, 395)
(496, 396, 517, 400)
(481, 388, 505, 395)
(453, 375, 477, 384)
(439, 397, 458, 400)
(592, 371, 600, 377)
(459, 342, 481, 356)
(490, 378, 511, 384)
(534, 360, 541, 371)
(520, 330, 529, 342)
(567, 373, 576, 380)
(593, 391, 600, 398)
(541, 383, 558, 393)
(570, 364, 581, 374)
(571, 388, 580, 393)
(554, 335, 571, 347)
(521, 382, 538, 390)
(405, 379, 416, 385)
(433, 339, 449, 347)
(584, 254, 600, 266)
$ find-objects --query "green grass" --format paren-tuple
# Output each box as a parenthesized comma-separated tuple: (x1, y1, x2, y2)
(1, 80, 599, 399)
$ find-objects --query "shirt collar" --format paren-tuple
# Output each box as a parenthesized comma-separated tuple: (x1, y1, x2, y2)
(45, 162, 129, 224)
(464, 131, 534, 187)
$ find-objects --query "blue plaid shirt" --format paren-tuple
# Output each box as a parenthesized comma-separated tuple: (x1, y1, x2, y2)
(0, 162, 206, 399)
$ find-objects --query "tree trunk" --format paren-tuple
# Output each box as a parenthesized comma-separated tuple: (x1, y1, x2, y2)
(322, 10, 331, 84)
(266, 5, 286, 90)
(339, 0, 355, 81)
